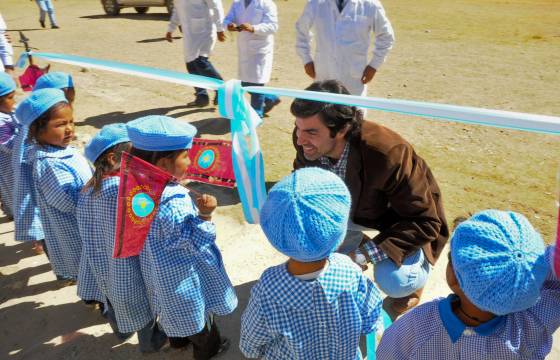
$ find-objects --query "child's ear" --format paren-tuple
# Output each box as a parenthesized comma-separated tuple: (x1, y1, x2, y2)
(155, 157, 173, 173)
(107, 152, 118, 168)
(446, 261, 460, 293)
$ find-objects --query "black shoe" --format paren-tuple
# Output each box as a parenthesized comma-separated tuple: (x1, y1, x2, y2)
(263, 98, 281, 114)
(39, 20, 46, 28)
(210, 338, 230, 359)
(187, 96, 210, 108)
(52, 25, 60, 29)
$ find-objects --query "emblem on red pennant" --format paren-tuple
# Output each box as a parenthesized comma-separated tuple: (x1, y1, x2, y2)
(183, 138, 236, 188)
(113, 152, 173, 258)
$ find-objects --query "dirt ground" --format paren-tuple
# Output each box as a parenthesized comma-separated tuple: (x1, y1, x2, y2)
(0, 0, 559, 358)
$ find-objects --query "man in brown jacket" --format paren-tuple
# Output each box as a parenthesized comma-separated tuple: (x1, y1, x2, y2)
(292, 80, 449, 317)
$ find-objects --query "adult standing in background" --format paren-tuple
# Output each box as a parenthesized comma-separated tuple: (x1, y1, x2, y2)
(33, 0, 60, 29)
(0, 13, 14, 74)
(171, 0, 226, 108)
(295, 0, 394, 96)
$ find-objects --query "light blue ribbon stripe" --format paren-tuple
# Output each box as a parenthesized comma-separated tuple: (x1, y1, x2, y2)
(16, 51, 559, 224)
(22, 52, 223, 90)
(245, 86, 560, 135)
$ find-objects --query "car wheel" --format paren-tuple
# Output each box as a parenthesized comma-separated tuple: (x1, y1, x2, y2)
(134, 7, 149, 14)
(165, 0, 174, 14)
(101, 0, 120, 16)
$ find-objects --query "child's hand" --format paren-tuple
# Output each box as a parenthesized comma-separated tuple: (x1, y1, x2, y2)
(217, 31, 226, 42)
(165, 32, 173, 42)
(238, 23, 254, 33)
(227, 23, 238, 32)
(197, 194, 217, 217)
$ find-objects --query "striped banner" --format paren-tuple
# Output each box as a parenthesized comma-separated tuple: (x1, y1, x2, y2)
(17, 52, 560, 225)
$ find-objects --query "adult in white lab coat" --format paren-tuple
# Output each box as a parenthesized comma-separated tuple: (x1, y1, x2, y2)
(0, 13, 14, 74)
(295, 0, 395, 96)
(224, 0, 280, 117)
(172, 0, 226, 107)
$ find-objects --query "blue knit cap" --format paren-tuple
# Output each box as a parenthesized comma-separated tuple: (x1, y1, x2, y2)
(126, 115, 196, 151)
(15, 88, 68, 126)
(85, 123, 130, 163)
(0, 72, 16, 97)
(260, 167, 351, 262)
(451, 210, 548, 315)
(34, 72, 74, 90)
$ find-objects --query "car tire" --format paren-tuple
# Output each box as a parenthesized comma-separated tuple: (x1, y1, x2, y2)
(165, 0, 174, 14)
(101, 0, 120, 16)
(134, 7, 149, 14)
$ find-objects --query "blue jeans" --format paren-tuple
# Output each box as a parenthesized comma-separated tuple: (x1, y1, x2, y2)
(339, 230, 430, 298)
(240, 81, 280, 117)
(36, 0, 57, 26)
(374, 250, 430, 298)
(186, 56, 223, 98)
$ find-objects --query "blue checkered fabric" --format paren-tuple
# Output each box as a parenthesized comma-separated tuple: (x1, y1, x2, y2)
(240, 253, 382, 359)
(377, 247, 560, 360)
(0, 111, 18, 216)
(77, 252, 105, 303)
(30, 145, 92, 279)
(12, 124, 44, 241)
(77, 176, 154, 333)
(139, 183, 237, 337)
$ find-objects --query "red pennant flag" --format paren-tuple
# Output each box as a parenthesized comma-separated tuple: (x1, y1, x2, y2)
(19, 65, 47, 92)
(183, 138, 236, 188)
(113, 152, 173, 258)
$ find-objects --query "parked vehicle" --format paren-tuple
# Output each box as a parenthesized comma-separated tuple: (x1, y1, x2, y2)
(100, 0, 174, 16)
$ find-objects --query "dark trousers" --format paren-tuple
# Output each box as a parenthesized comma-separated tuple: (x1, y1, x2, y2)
(104, 301, 167, 352)
(186, 56, 223, 98)
(240, 81, 279, 117)
(169, 317, 222, 360)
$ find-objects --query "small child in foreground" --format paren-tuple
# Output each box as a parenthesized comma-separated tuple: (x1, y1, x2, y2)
(240, 167, 382, 359)
(126, 115, 237, 359)
(16, 88, 92, 282)
(377, 210, 559, 359)
(77, 123, 166, 351)
(12, 72, 75, 254)
(0, 72, 17, 218)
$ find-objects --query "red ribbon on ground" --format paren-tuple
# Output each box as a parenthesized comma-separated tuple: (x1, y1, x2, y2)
(183, 138, 235, 188)
(113, 152, 173, 258)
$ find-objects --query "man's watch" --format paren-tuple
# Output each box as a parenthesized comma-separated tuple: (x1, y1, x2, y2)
(354, 249, 367, 266)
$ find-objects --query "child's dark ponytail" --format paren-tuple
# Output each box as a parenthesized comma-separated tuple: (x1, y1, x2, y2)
(83, 142, 131, 194)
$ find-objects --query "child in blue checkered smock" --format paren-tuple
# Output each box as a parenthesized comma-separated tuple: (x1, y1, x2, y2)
(126, 115, 237, 359)
(77, 123, 167, 352)
(377, 210, 559, 360)
(12, 73, 74, 254)
(0, 72, 17, 218)
(240, 167, 383, 360)
(15, 88, 92, 282)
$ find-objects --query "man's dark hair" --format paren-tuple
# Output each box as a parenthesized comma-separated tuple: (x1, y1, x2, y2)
(290, 80, 363, 139)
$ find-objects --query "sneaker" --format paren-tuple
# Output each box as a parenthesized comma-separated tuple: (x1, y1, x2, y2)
(263, 98, 281, 114)
(187, 96, 210, 108)
(39, 20, 46, 28)
(52, 25, 60, 29)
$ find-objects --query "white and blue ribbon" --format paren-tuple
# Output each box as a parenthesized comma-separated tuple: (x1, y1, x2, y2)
(17, 52, 560, 223)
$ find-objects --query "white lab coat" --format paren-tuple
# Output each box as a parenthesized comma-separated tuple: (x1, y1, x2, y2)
(224, 0, 278, 84)
(174, 0, 225, 63)
(295, 0, 395, 96)
(0, 13, 14, 71)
